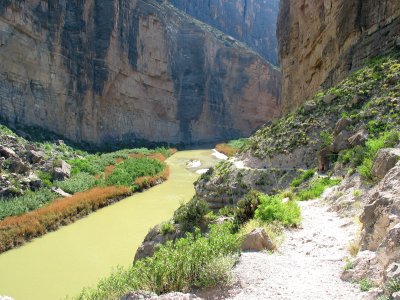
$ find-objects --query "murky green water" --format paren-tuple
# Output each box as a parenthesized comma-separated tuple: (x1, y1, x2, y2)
(0, 150, 219, 300)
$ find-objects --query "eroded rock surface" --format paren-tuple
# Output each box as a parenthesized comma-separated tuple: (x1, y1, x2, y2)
(0, 0, 280, 147)
(169, 0, 280, 65)
(278, 0, 400, 112)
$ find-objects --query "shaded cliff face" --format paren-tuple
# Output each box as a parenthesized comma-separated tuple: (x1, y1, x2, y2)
(278, 0, 400, 113)
(0, 0, 280, 147)
(169, 0, 280, 66)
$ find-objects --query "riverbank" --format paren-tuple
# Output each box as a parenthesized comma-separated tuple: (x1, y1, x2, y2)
(0, 150, 221, 300)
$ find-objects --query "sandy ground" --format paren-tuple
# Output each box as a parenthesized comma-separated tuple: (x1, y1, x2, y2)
(200, 200, 365, 300)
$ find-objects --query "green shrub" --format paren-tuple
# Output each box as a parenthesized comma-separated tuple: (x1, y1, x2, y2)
(106, 158, 165, 187)
(55, 173, 100, 194)
(0, 188, 57, 220)
(295, 177, 341, 201)
(357, 131, 399, 180)
(160, 221, 176, 235)
(173, 197, 210, 231)
(74, 223, 239, 300)
(234, 190, 261, 225)
(386, 278, 400, 294)
(37, 171, 53, 187)
(218, 206, 236, 217)
(359, 278, 374, 292)
(320, 131, 333, 148)
(290, 169, 316, 188)
(255, 194, 301, 227)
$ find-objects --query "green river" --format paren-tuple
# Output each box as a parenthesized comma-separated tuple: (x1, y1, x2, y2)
(0, 149, 220, 300)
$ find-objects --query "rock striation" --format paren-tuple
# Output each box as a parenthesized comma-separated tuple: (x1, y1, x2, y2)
(278, 0, 400, 112)
(169, 0, 280, 65)
(0, 0, 280, 147)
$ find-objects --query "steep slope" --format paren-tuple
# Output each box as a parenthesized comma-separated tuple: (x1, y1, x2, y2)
(0, 0, 280, 147)
(278, 0, 400, 112)
(169, 0, 280, 65)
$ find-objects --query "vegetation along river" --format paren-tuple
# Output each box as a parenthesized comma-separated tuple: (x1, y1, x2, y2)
(0, 149, 221, 300)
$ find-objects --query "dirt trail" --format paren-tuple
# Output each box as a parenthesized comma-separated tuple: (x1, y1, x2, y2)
(226, 200, 364, 300)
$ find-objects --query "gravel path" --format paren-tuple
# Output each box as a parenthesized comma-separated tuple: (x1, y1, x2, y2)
(223, 200, 363, 300)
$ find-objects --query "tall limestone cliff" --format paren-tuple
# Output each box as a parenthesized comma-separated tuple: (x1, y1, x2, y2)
(278, 0, 400, 112)
(169, 0, 280, 66)
(0, 0, 280, 147)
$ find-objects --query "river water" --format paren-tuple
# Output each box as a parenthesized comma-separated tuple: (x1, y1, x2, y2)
(0, 149, 220, 300)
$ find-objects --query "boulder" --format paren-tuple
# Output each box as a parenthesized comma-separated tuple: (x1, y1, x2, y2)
(360, 289, 384, 300)
(393, 292, 400, 300)
(348, 129, 368, 147)
(322, 94, 337, 105)
(334, 118, 352, 135)
(51, 187, 72, 198)
(371, 149, 400, 179)
(352, 95, 364, 106)
(9, 158, 29, 174)
(0, 146, 16, 158)
(241, 228, 276, 252)
(27, 150, 45, 164)
(53, 161, 71, 181)
(134, 225, 182, 261)
(386, 263, 400, 281)
(303, 101, 317, 113)
(0, 187, 23, 198)
(331, 130, 352, 153)
(27, 174, 43, 191)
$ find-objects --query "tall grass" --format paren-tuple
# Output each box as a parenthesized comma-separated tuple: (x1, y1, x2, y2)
(0, 186, 131, 253)
(295, 177, 341, 201)
(74, 223, 240, 300)
(0, 189, 57, 220)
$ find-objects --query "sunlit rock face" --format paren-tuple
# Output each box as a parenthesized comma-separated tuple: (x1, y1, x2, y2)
(278, 0, 400, 113)
(0, 0, 280, 147)
(169, 0, 280, 66)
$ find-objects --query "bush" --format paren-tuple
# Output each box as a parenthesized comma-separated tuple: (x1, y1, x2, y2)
(290, 169, 316, 188)
(74, 223, 240, 300)
(357, 131, 399, 180)
(55, 172, 100, 194)
(173, 197, 210, 231)
(37, 171, 53, 187)
(0, 186, 131, 253)
(255, 194, 301, 227)
(106, 158, 165, 187)
(234, 190, 261, 225)
(295, 177, 341, 201)
(359, 278, 374, 292)
(0, 188, 57, 220)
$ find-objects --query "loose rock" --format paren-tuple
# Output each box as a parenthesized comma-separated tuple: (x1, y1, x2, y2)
(241, 228, 276, 252)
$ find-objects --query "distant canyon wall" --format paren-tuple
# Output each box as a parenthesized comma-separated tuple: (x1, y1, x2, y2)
(169, 0, 280, 66)
(278, 0, 400, 112)
(0, 0, 280, 147)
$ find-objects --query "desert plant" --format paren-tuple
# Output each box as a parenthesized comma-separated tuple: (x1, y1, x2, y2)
(295, 177, 341, 201)
(255, 193, 301, 227)
(290, 169, 316, 188)
(234, 190, 261, 225)
(359, 278, 374, 292)
(173, 197, 210, 231)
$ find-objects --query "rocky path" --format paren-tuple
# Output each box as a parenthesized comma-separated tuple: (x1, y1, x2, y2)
(225, 200, 363, 300)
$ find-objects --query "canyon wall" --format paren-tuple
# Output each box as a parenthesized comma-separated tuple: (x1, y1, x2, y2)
(0, 0, 280, 147)
(278, 0, 400, 112)
(169, 0, 280, 66)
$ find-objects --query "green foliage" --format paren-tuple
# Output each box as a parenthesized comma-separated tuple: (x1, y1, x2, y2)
(0, 189, 57, 220)
(295, 177, 341, 201)
(227, 138, 248, 150)
(218, 206, 236, 217)
(386, 278, 400, 294)
(290, 169, 316, 188)
(320, 131, 333, 148)
(359, 278, 374, 292)
(173, 197, 210, 231)
(255, 193, 301, 227)
(37, 171, 53, 187)
(234, 190, 261, 225)
(106, 158, 165, 187)
(160, 221, 176, 235)
(74, 223, 239, 299)
(55, 173, 100, 194)
(357, 131, 399, 180)
(343, 258, 354, 271)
